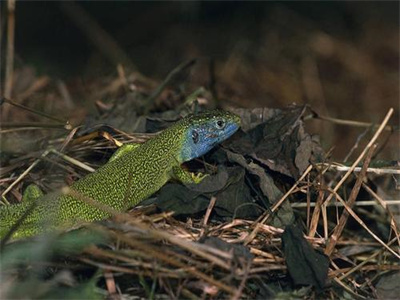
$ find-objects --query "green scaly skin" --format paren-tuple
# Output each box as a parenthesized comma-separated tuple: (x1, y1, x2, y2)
(0, 110, 241, 240)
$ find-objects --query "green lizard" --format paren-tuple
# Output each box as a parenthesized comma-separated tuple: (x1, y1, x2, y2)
(0, 110, 241, 240)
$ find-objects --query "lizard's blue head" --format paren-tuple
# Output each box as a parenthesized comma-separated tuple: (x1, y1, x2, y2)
(179, 110, 241, 162)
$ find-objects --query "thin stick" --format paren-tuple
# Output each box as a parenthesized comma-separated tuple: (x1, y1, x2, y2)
(0, 122, 70, 131)
(322, 194, 329, 239)
(111, 231, 237, 295)
(0, 199, 37, 247)
(332, 277, 367, 299)
(200, 196, 217, 237)
(292, 200, 400, 208)
(17, 76, 50, 102)
(312, 112, 396, 132)
(309, 108, 394, 237)
(59, 1, 137, 73)
(231, 260, 251, 300)
(362, 183, 400, 250)
(1, 97, 70, 126)
(343, 126, 370, 163)
(338, 237, 398, 281)
(244, 164, 313, 245)
(317, 163, 400, 175)
(325, 144, 376, 256)
(1, 149, 51, 200)
(49, 148, 95, 173)
(4, 0, 15, 100)
(144, 59, 196, 113)
(306, 173, 311, 229)
(0, 147, 94, 201)
(334, 192, 400, 259)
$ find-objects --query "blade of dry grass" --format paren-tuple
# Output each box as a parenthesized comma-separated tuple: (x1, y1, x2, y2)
(109, 230, 237, 295)
(0, 123, 69, 133)
(292, 200, 400, 208)
(1, 97, 70, 126)
(332, 191, 400, 259)
(313, 113, 397, 132)
(325, 144, 377, 256)
(1, 149, 51, 201)
(244, 164, 313, 245)
(17, 76, 50, 102)
(200, 196, 217, 237)
(309, 107, 394, 237)
(3, 0, 15, 104)
(361, 183, 400, 251)
(59, 1, 137, 74)
(318, 163, 400, 175)
(338, 237, 398, 281)
(332, 276, 367, 299)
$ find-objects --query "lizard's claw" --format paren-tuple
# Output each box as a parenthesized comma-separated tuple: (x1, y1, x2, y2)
(191, 172, 209, 184)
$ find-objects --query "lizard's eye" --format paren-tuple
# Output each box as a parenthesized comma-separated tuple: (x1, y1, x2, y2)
(192, 130, 199, 144)
(216, 119, 225, 129)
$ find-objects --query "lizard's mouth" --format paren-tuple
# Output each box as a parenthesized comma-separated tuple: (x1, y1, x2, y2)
(222, 122, 240, 139)
(206, 133, 219, 139)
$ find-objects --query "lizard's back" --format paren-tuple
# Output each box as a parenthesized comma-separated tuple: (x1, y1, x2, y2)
(0, 110, 241, 240)
(62, 136, 178, 220)
(1, 133, 180, 239)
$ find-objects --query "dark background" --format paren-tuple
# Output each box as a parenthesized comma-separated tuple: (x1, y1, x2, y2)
(2, 1, 399, 159)
(13, 2, 399, 76)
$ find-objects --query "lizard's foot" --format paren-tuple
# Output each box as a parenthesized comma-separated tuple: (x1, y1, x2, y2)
(190, 172, 209, 184)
